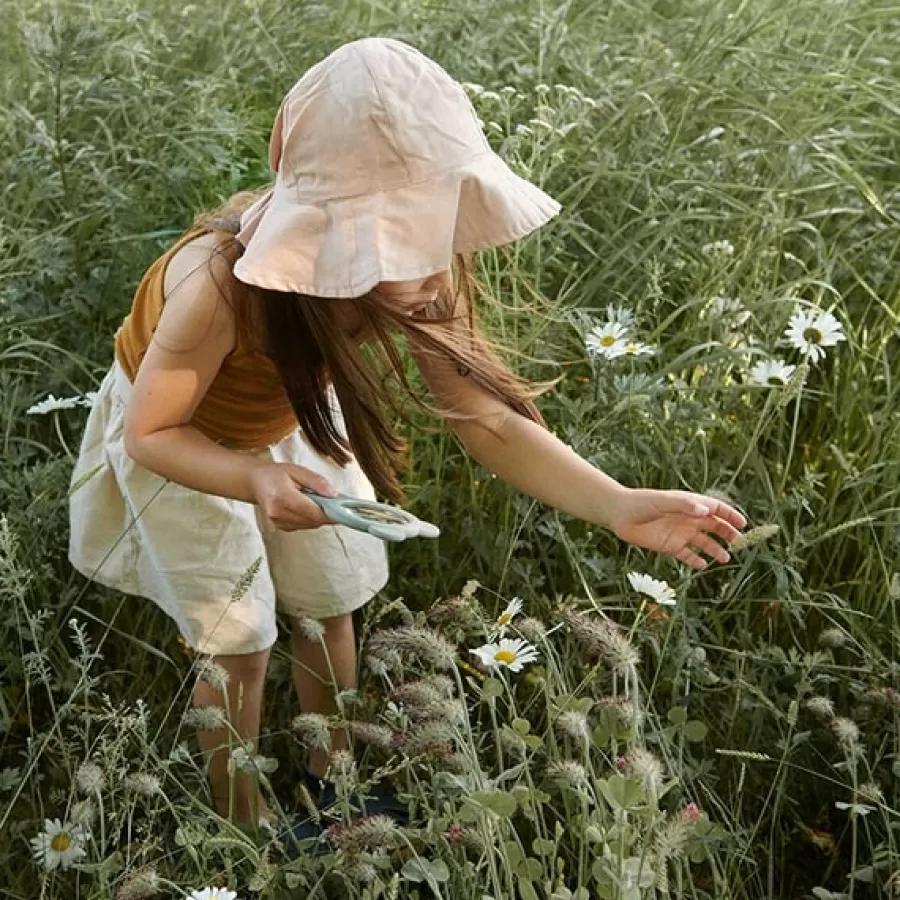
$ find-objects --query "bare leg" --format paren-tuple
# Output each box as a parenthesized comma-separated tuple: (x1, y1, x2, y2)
(291, 614, 357, 778)
(194, 648, 271, 825)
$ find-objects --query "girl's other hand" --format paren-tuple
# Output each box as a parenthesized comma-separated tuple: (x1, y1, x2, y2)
(248, 462, 338, 531)
(610, 488, 747, 570)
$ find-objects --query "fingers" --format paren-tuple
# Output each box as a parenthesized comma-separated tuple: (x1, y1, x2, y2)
(286, 464, 338, 498)
(685, 532, 731, 565)
(676, 546, 708, 570)
(703, 515, 743, 546)
(700, 496, 747, 530)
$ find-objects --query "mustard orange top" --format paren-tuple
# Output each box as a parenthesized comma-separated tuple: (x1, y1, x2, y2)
(115, 227, 298, 449)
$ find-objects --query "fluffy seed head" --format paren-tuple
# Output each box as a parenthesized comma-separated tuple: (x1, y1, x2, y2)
(297, 617, 326, 643)
(195, 659, 230, 692)
(561, 608, 640, 677)
(818, 627, 848, 649)
(183, 705, 229, 731)
(596, 695, 646, 731)
(555, 710, 591, 743)
(125, 773, 163, 797)
(326, 815, 402, 853)
(621, 748, 664, 792)
(70, 799, 96, 828)
(398, 719, 459, 759)
(730, 524, 780, 551)
(367, 627, 457, 671)
(116, 868, 163, 900)
(517, 617, 548, 643)
(348, 721, 395, 750)
(805, 696, 835, 720)
(328, 750, 358, 788)
(547, 759, 589, 790)
(831, 717, 860, 748)
(426, 595, 484, 631)
(291, 713, 332, 752)
(76, 761, 106, 796)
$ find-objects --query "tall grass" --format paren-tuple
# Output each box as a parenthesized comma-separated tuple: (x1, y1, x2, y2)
(1, 0, 898, 897)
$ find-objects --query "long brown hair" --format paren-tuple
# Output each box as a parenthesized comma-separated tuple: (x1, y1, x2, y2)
(193, 192, 549, 503)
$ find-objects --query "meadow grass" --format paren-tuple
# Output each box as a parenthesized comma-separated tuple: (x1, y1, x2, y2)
(1, 0, 898, 897)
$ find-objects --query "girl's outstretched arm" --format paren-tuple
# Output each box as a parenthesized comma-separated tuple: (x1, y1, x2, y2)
(410, 338, 746, 570)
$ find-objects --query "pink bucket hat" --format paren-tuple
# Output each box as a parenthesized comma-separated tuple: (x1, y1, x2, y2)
(233, 37, 561, 298)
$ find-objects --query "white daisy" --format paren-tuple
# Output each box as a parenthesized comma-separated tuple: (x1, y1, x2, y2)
(711, 295, 751, 324)
(187, 889, 239, 900)
(26, 394, 83, 415)
(783, 308, 846, 362)
(834, 801, 874, 817)
(494, 597, 523, 635)
(586, 322, 629, 359)
(622, 341, 656, 357)
(749, 359, 797, 386)
(30, 818, 88, 871)
(701, 240, 735, 256)
(627, 572, 676, 606)
(470, 638, 539, 673)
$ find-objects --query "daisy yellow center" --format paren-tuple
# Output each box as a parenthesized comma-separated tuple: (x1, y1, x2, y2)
(496, 613, 512, 625)
(802, 326, 823, 344)
(50, 833, 71, 852)
(494, 649, 518, 664)
(600, 335, 616, 346)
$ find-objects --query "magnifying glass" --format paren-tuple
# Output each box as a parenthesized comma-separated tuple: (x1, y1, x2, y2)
(304, 490, 440, 543)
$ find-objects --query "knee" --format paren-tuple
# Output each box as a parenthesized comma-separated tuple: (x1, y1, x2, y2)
(210, 649, 270, 686)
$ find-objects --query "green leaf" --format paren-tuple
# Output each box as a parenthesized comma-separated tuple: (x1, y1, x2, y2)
(512, 717, 531, 736)
(469, 789, 518, 818)
(684, 720, 708, 742)
(482, 678, 504, 701)
(519, 879, 539, 900)
(592, 724, 610, 749)
(503, 841, 525, 872)
(402, 857, 450, 884)
(668, 706, 688, 726)
(597, 774, 646, 811)
(532, 837, 556, 856)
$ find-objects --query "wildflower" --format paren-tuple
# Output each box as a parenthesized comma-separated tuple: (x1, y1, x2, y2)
(470, 638, 539, 673)
(345, 860, 377, 884)
(399, 719, 459, 759)
(70, 799, 97, 828)
(749, 359, 797, 386)
(817, 628, 847, 649)
(730, 524, 779, 551)
(605, 304, 636, 327)
(783, 308, 846, 362)
(291, 713, 332, 752)
(805, 696, 835, 720)
(31, 819, 89, 871)
(596, 695, 645, 730)
(446, 823, 486, 852)
(585, 322, 629, 359)
(831, 717, 860, 749)
(555, 710, 591, 742)
(76, 761, 106, 796)
(546, 759, 589, 790)
(26, 394, 83, 415)
(516, 617, 548, 643)
(230, 746, 278, 775)
(627, 572, 676, 606)
(348, 721, 395, 750)
(858, 782, 884, 804)
(326, 814, 402, 853)
(393, 676, 459, 718)
(701, 240, 735, 256)
(681, 802, 701, 824)
(187, 889, 238, 900)
(367, 626, 458, 671)
(195, 658, 230, 692)
(622, 341, 656, 357)
(460, 579, 480, 598)
(116, 868, 163, 900)
(834, 801, 874, 816)
(711, 295, 750, 323)
(296, 617, 326, 643)
(562, 609, 641, 678)
(620, 749, 664, 792)
(183, 705, 229, 731)
(494, 597, 523, 635)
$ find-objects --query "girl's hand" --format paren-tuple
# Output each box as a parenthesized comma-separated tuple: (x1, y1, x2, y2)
(248, 462, 337, 531)
(610, 488, 747, 570)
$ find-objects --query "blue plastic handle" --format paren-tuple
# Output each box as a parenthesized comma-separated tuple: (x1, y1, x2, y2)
(303, 491, 440, 543)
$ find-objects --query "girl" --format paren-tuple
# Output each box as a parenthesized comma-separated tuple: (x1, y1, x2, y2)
(69, 37, 746, 833)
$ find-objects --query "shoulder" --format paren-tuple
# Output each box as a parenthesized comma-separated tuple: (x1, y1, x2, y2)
(155, 230, 242, 354)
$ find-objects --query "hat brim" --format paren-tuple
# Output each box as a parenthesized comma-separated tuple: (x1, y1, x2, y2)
(233, 151, 561, 298)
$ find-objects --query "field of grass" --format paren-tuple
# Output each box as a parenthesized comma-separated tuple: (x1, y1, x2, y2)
(1, 0, 899, 897)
